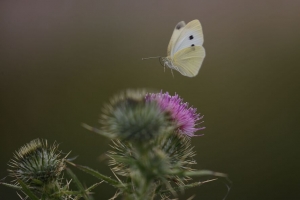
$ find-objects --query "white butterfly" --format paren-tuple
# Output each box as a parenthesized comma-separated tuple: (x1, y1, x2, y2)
(143, 20, 206, 77)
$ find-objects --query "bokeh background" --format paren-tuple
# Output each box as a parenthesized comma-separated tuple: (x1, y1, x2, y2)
(1, 1, 300, 199)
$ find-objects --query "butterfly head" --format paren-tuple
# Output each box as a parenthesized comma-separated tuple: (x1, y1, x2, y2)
(160, 57, 174, 70)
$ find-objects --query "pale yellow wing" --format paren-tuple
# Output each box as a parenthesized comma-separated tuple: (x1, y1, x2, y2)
(172, 46, 206, 77)
(167, 21, 186, 56)
(171, 19, 204, 57)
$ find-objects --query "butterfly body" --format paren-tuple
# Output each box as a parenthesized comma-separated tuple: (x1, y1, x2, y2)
(162, 19, 206, 77)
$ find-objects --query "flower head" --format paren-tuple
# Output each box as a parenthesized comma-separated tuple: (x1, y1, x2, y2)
(145, 92, 204, 137)
(100, 89, 170, 141)
(8, 139, 66, 187)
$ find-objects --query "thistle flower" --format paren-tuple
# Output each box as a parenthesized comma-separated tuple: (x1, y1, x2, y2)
(100, 89, 171, 142)
(105, 90, 200, 179)
(8, 139, 66, 187)
(145, 92, 205, 137)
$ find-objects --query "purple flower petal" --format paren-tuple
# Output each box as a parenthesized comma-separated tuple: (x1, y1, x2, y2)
(145, 92, 205, 137)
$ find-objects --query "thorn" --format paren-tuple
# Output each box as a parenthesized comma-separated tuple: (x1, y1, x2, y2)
(0, 176, 7, 182)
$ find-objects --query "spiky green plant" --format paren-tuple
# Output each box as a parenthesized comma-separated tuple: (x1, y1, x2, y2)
(100, 89, 171, 142)
(88, 90, 227, 199)
(2, 89, 230, 200)
(108, 132, 196, 182)
(8, 139, 66, 188)
(4, 139, 103, 200)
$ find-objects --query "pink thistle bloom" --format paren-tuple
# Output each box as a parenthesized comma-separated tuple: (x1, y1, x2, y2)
(145, 92, 205, 137)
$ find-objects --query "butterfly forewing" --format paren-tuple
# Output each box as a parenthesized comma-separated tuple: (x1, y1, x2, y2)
(173, 46, 205, 77)
(167, 21, 186, 56)
(171, 20, 204, 57)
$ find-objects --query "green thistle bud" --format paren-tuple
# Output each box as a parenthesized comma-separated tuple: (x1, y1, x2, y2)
(100, 89, 171, 142)
(108, 133, 195, 182)
(160, 133, 196, 170)
(8, 139, 66, 187)
(158, 133, 196, 184)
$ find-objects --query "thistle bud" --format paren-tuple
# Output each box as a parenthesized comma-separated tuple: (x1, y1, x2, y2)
(159, 133, 196, 184)
(8, 139, 66, 187)
(100, 89, 171, 142)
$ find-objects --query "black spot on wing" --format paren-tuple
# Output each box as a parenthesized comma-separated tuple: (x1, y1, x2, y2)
(176, 24, 183, 30)
(175, 21, 185, 30)
(189, 35, 194, 40)
(191, 44, 195, 47)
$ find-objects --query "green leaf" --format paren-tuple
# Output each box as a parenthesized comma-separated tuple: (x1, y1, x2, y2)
(82, 123, 115, 139)
(0, 182, 22, 190)
(159, 179, 218, 194)
(85, 182, 102, 192)
(66, 161, 124, 189)
(169, 169, 227, 178)
(18, 180, 39, 200)
(52, 182, 102, 200)
(185, 170, 227, 178)
(66, 168, 89, 200)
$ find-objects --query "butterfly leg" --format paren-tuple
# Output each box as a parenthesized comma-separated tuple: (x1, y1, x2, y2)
(171, 69, 175, 78)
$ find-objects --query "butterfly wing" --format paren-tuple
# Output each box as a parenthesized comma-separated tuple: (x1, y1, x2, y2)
(171, 20, 204, 57)
(172, 46, 206, 77)
(167, 21, 186, 56)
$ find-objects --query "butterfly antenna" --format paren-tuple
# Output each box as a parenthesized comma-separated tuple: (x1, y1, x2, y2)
(141, 56, 161, 60)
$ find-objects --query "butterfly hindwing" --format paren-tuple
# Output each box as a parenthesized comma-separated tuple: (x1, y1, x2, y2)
(171, 20, 204, 57)
(173, 46, 205, 77)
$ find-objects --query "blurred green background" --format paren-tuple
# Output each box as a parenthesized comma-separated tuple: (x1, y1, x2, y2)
(1, 1, 300, 199)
